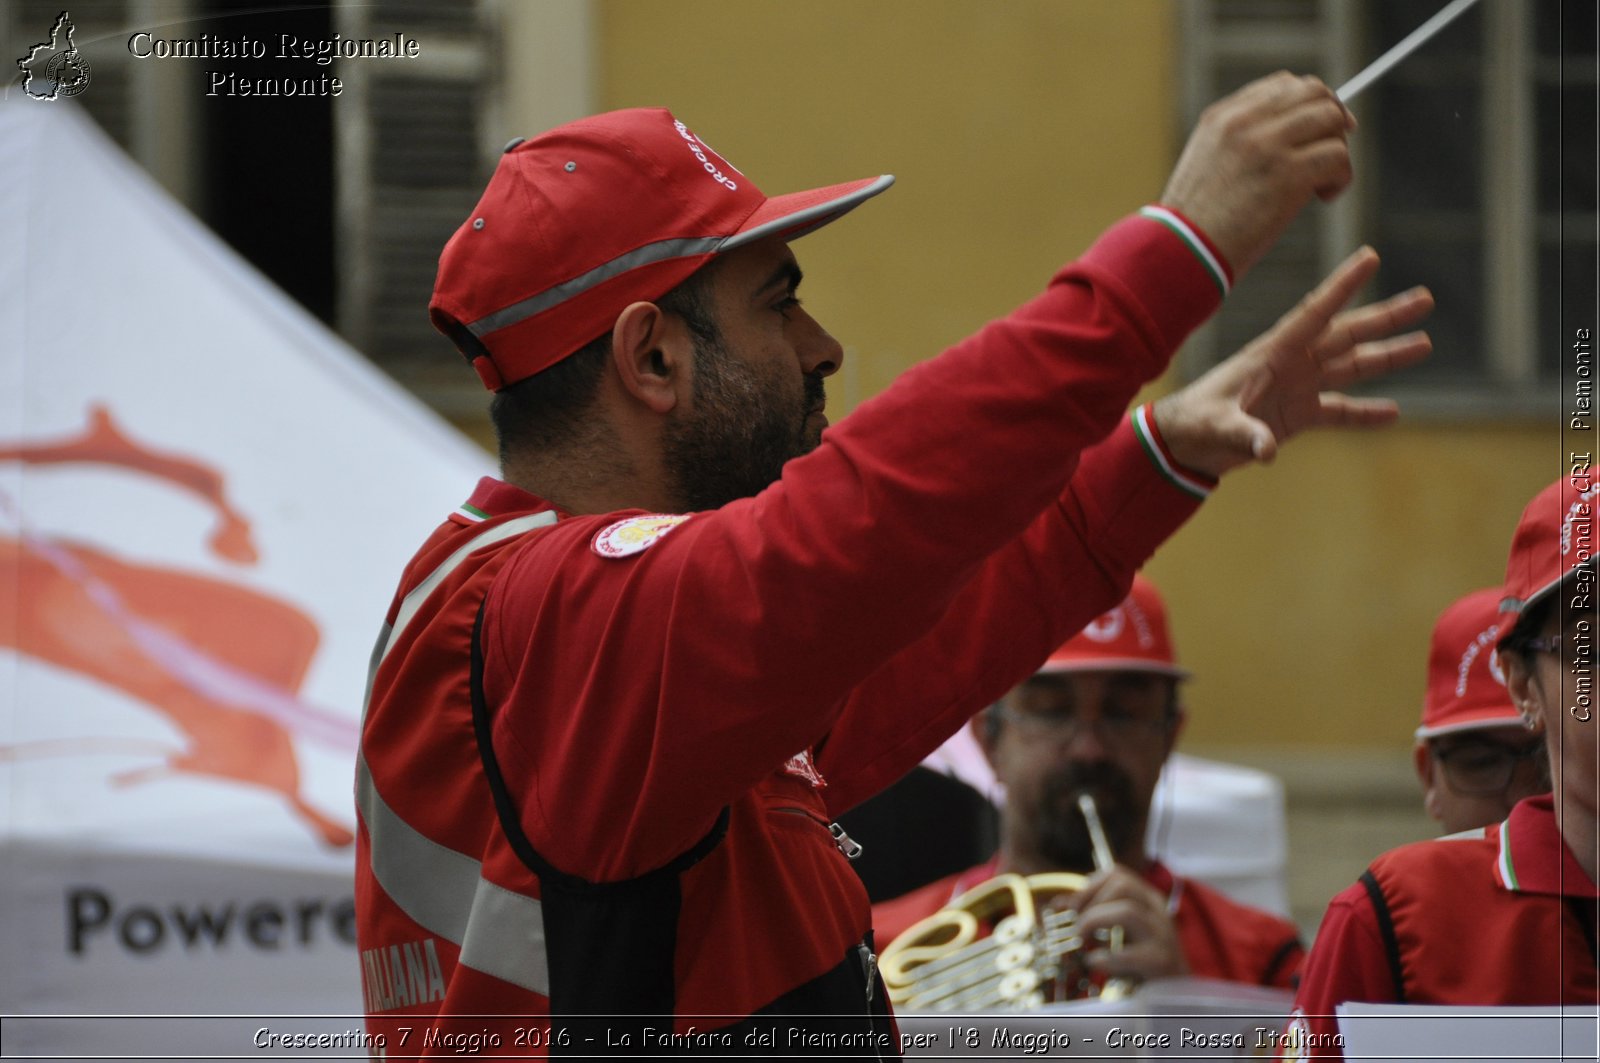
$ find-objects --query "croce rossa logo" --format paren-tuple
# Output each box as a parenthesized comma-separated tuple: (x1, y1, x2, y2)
(17, 11, 92, 100)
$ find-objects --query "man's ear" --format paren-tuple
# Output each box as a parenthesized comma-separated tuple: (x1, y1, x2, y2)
(611, 301, 690, 415)
(1498, 647, 1547, 735)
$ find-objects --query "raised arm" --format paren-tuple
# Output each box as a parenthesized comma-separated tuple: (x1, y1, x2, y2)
(486, 73, 1366, 878)
(815, 250, 1432, 810)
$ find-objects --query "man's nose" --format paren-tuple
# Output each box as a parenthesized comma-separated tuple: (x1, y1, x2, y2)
(797, 309, 844, 379)
(1060, 717, 1111, 761)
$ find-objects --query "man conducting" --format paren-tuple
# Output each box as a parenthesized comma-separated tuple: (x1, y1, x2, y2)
(1413, 587, 1549, 836)
(356, 75, 1432, 1052)
(874, 576, 1304, 993)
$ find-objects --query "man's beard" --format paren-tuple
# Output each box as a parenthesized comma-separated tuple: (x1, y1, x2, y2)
(1033, 762, 1145, 873)
(662, 331, 824, 512)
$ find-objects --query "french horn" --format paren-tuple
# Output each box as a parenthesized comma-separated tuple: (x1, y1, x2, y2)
(879, 793, 1135, 1011)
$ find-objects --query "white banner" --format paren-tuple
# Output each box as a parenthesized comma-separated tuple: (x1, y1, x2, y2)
(0, 97, 491, 1046)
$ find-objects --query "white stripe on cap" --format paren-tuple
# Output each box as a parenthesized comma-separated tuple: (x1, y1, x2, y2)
(468, 236, 723, 338)
(467, 175, 895, 340)
(720, 174, 896, 250)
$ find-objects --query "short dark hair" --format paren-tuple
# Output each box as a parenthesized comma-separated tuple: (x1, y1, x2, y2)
(488, 267, 721, 462)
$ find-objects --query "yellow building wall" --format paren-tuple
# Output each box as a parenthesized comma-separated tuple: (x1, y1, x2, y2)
(581, 1, 1558, 755)
(1149, 424, 1552, 750)
(595, 0, 1178, 409)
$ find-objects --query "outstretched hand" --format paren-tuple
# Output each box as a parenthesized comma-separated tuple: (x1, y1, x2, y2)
(1151, 247, 1433, 479)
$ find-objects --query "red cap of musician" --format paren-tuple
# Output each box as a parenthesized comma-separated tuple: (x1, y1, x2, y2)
(1416, 587, 1518, 739)
(1497, 472, 1599, 645)
(1038, 574, 1191, 679)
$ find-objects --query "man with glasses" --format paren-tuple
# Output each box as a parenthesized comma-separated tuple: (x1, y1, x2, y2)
(1413, 588, 1550, 836)
(873, 576, 1304, 989)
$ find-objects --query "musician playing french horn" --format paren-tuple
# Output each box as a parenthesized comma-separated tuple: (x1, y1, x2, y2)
(875, 576, 1305, 999)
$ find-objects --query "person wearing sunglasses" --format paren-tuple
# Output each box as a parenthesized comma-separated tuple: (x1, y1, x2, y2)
(1413, 588, 1551, 836)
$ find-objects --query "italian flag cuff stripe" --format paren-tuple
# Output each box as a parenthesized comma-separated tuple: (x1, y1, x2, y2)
(1139, 205, 1230, 298)
(457, 502, 491, 523)
(1496, 818, 1519, 891)
(1133, 405, 1215, 500)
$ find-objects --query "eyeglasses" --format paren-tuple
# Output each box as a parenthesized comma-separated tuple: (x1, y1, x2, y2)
(1523, 634, 1598, 669)
(1432, 739, 1547, 796)
(993, 705, 1173, 747)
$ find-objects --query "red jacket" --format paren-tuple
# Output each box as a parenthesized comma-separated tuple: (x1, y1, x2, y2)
(355, 212, 1225, 1055)
(1286, 795, 1600, 1060)
(874, 855, 1304, 991)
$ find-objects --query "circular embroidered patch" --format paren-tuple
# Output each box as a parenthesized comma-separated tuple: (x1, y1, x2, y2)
(592, 514, 691, 558)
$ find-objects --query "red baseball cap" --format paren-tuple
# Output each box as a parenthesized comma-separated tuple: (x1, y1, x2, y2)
(429, 108, 894, 390)
(1497, 472, 1599, 645)
(1415, 587, 1518, 740)
(1037, 575, 1190, 678)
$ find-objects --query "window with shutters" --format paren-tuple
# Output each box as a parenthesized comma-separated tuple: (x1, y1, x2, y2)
(6, 0, 503, 422)
(333, 0, 502, 421)
(1178, 0, 1597, 417)
(7, 0, 343, 318)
